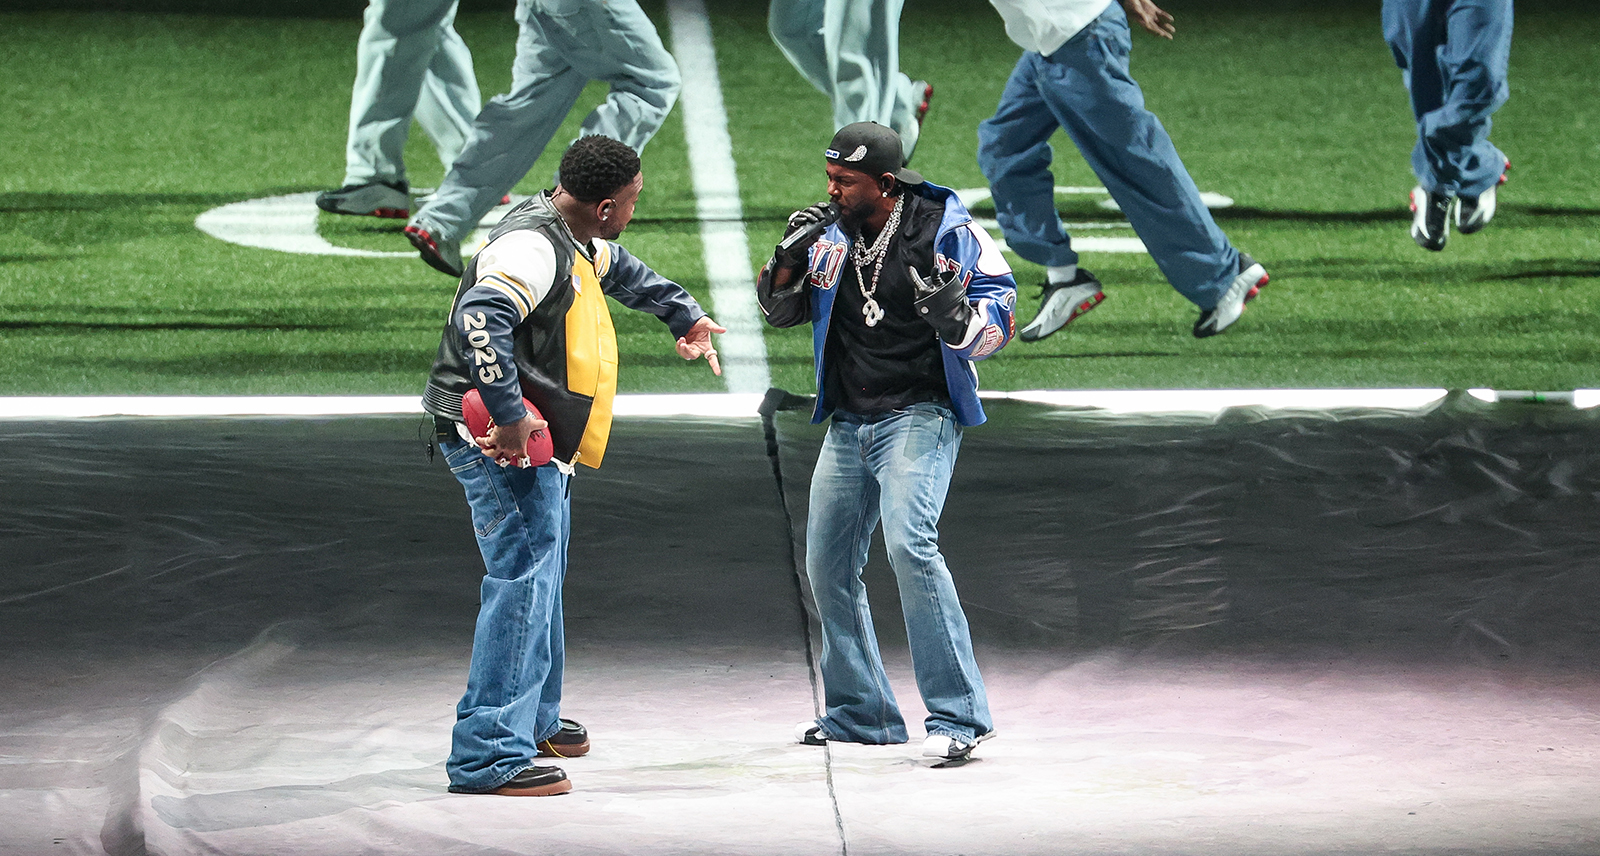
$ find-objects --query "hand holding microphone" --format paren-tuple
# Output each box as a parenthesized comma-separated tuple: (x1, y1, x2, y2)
(774, 202, 840, 267)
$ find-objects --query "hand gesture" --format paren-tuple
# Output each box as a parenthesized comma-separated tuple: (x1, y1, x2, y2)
(675, 315, 726, 376)
(1120, 0, 1175, 39)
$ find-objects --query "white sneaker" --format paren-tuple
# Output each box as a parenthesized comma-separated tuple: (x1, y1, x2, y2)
(1018, 269, 1105, 342)
(1457, 183, 1496, 235)
(795, 720, 827, 746)
(1193, 252, 1269, 339)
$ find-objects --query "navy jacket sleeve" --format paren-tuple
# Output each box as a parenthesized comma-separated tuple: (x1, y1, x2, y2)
(600, 242, 707, 339)
(453, 286, 529, 427)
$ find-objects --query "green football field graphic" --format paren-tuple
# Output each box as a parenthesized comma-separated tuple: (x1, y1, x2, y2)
(1, 0, 1596, 396)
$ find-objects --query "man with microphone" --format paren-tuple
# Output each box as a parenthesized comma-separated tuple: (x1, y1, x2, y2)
(757, 122, 1017, 764)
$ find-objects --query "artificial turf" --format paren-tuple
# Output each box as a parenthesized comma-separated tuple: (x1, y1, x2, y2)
(0, 0, 1595, 396)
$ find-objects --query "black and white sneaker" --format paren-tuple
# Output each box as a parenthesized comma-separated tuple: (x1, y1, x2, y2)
(795, 720, 828, 746)
(921, 730, 994, 763)
(1018, 269, 1105, 342)
(1193, 252, 1268, 339)
(315, 180, 411, 219)
(1410, 185, 1451, 251)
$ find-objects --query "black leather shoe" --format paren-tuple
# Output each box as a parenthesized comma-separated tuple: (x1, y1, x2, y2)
(536, 718, 590, 758)
(489, 765, 571, 796)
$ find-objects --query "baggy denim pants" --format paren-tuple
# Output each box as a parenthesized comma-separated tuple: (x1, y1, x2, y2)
(414, 0, 681, 243)
(805, 404, 992, 744)
(440, 436, 571, 793)
(1382, 0, 1512, 197)
(768, 0, 923, 157)
(977, 1, 1239, 310)
(343, 0, 481, 187)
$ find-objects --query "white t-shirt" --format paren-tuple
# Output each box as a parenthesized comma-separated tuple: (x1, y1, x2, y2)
(987, 0, 1114, 56)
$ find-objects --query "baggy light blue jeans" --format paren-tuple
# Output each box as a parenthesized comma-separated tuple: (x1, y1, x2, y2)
(977, 1, 1239, 310)
(1382, 0, 1512, 197)
(440, 436, 572, 793)
(768, 0, 923, 158)
(343, 0, 481, 187)
(413, 0, 681, 243)
(805, 404, 992, 744)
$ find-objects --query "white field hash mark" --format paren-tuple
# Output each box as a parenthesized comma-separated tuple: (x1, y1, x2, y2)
(667, 0, 770, 396)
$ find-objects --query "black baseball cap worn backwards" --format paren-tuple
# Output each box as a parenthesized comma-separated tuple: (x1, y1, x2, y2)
(826, 122, 924, 186)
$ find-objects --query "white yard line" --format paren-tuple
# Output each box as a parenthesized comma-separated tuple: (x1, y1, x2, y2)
(666, 0, 771, 396)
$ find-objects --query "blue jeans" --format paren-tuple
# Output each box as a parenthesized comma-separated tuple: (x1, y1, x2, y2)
(414, 0, 681, 242)
(977, 1, 1238, 310)
(805, 404, 992, 744)
(440, 436, 572, 793)
(1382, 0, 1512, 197)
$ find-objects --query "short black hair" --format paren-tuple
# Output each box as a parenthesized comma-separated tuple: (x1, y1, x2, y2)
(559, 135, 641, 203)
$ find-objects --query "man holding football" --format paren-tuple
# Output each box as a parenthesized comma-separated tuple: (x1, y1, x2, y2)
(422, 134, 721, 796)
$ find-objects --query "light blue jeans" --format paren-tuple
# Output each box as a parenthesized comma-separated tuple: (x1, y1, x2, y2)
(977, 2, 1238, 310)
(413, 0, 681, 242)
(768, 0, 922, 158)
(440, 436, 571, 793)
(806, 404, 992, 744)
(1382, 0, 1512, 197)
(343, 0, 481, 187)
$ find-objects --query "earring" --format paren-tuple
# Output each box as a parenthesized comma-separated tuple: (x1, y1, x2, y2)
(881, 191, 888, 197)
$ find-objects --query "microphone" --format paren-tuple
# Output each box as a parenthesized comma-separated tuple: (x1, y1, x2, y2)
(777, 202, 841, 255)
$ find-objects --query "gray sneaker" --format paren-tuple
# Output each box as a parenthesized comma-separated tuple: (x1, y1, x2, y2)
(404, 222, 463, 277)
(315, 181, 410, 219)
(1018, 269, 1105, 342)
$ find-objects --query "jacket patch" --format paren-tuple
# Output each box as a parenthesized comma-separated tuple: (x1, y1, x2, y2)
(809, 240, 847, 291)
(971, 323, 1005, 359)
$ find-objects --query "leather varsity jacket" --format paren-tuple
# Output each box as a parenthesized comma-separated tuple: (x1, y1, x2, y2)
(422, 191, 707, 470)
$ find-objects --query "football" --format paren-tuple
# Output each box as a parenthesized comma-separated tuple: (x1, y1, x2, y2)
(461, 388, 554, 468)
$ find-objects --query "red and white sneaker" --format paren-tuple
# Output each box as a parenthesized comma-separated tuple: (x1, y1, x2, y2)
(1019, 269, 1105, 342)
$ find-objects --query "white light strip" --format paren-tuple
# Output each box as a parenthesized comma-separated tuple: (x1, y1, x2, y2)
(1468, 389, 1579, 405)
(13, 389, 1597, 420)
(985, 388, 1451, 414)
(667, 0, 771, 396)
(614, 393, 763, 419)
(0, 394, 767, 420)
(0, 396, 425, 419)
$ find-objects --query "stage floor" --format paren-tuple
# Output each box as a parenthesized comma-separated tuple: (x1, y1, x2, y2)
(5, 401, 1600, 855)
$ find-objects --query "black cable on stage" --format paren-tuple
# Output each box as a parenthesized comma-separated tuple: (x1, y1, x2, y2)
(757, 386, 849, 856)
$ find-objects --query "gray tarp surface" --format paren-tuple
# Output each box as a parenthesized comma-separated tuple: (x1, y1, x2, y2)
(4, 396, 1599, 855)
